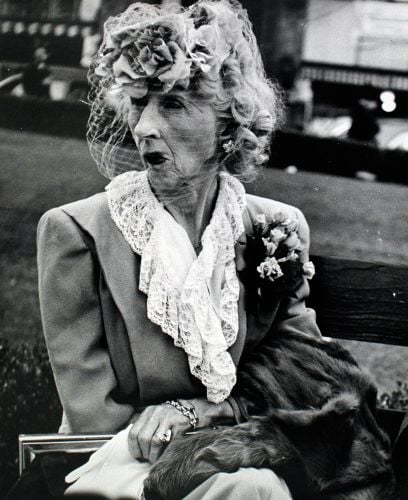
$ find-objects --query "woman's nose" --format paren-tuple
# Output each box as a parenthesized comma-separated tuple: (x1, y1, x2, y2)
(133, 101, 161, 141)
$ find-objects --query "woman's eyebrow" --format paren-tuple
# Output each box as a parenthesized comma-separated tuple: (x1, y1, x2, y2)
(162, 93, 204, 112)
(181, 95, 209, 112)
(188, 99, 204, 112)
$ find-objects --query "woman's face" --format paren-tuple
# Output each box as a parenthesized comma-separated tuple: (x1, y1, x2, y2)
(127, 88, 219, 190)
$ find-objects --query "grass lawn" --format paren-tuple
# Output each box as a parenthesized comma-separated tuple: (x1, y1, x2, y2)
(0, 128, 407, 395)
(247, 168, 408, 266)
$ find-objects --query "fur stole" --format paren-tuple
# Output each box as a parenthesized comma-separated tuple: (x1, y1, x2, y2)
(144, 332, 398, 499)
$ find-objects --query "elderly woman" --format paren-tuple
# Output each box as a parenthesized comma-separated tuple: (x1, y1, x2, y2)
(35, 1, 325, 498)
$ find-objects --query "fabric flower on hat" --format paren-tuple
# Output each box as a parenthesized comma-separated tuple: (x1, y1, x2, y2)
(186, 24, 217, 73)
(96, 15, 192, 97)
(186, 21, 230, 74)
(94, 4, 244, 98)
(185, 3, 240, 74)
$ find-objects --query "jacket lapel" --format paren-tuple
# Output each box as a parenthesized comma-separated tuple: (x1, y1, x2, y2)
(63, 193, 281, 397)
(63, 194, 203, 403)
(62, 194, 140, 326)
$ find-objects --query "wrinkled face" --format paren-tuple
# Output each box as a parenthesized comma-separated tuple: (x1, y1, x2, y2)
(127, 88, 219, 191)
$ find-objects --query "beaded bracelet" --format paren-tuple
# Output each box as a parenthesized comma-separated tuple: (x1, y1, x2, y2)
(165, 399, 199, 430)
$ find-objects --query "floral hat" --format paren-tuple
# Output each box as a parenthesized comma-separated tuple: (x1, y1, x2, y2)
(94, 3, 243, 98)
(87, 1, 279, 180)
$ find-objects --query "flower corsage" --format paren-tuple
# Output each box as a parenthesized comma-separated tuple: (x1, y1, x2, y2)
(240, 212, 315, 301)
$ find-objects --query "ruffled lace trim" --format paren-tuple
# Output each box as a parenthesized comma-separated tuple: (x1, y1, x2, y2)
(106, 170, 246, 403)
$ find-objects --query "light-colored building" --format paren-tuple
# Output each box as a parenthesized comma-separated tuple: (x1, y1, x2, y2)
(303, 0, 408, 71)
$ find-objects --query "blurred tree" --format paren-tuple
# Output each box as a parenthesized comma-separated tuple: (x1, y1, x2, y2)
(50, 0, 81, 20)
(100, 0, 158, 17)
(27, 0, 50, 20)
(240, 0, 308, 78)
(98, 0, 159, 31)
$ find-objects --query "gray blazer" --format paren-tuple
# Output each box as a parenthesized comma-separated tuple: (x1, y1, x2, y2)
(37, 191, 321, 433)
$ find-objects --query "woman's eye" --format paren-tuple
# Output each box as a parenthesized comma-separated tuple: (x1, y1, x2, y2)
(162, 96, 184, 110)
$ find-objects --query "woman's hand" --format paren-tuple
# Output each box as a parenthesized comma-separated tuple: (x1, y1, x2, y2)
(128, 403, 191, 464)
(128, 398, 234, 463)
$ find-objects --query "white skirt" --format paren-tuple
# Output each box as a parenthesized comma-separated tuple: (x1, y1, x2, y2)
(64, 426, 292, 500)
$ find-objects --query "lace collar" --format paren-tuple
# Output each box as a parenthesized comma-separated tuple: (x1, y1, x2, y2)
(106, 170, 246, 403)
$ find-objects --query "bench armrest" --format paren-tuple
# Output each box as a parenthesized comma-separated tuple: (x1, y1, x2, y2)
(18, 433, 114, 476)
(19, 409, 406, 476)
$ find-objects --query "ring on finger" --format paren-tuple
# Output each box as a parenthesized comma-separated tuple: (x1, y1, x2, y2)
(153, 429, 172, 444)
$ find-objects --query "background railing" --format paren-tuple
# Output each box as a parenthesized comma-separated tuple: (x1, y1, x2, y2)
(302, 61, 408, 92)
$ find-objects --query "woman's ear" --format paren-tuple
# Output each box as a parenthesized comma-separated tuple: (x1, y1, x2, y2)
(217, 123, 237, 160)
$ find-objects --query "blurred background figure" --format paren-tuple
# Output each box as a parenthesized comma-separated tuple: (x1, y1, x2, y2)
(78, 0, 102, 68)
(20, 45, 51, 98)
(276, 54, 313, 131)
(78, 0, 101, 22)
(0, 45, 52, 97)
(80, 30, 101, 68)
(348, 97, 380, 145)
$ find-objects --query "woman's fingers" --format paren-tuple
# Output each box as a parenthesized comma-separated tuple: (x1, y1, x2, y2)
(128, 426, 144, 460)
(128, 405, 168, 461)
(128, 408, 155, 460)
(137, 419, 160, 460)
(149, 426, 172, 463)
(128, 404, 192, 463)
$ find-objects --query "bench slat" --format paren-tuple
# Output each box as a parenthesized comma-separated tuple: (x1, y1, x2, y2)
(309, 256, 408, 345)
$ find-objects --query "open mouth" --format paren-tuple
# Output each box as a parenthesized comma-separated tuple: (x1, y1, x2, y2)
(143, 152, 168, 166)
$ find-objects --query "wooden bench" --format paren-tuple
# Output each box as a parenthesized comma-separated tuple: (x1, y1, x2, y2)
(19, 255, 408, 476)
(308, 255, 408, 445)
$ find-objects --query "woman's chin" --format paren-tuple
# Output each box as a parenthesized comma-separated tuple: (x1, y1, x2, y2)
(145, 160, 174, 181)
(147, 164, 181, 190)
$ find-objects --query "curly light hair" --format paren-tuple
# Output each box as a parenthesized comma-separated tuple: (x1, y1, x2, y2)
(87, 0, 283, 180)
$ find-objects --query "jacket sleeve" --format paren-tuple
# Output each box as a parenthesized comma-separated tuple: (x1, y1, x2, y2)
(230, 208, 321, 422)
(37, 207, 134, 433)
